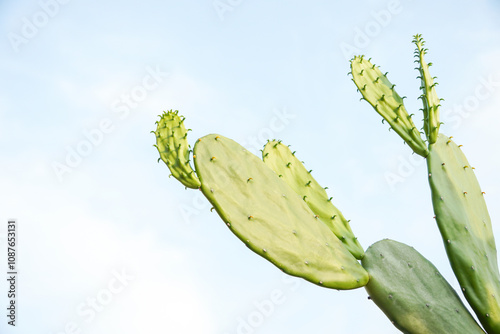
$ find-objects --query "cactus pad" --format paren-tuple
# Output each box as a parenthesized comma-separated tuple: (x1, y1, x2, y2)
(154, 110, 200, 189)
(262, 140, 364, 259)
(427, 134, 500, 333)
(362, 239, 485, 334)
(414, 34, 441, 144)
(193, 134, 369, 289)
(350, 56, 428, 157)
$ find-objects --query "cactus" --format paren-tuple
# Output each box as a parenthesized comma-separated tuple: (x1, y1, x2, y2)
(262, 140, 364, 259)
(154, 34, 499, 333)
(362, 239, 485, 334)
(351, 35, 500, 333)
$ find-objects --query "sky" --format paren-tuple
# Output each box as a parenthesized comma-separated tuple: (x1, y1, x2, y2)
(1, 0, 500, 333)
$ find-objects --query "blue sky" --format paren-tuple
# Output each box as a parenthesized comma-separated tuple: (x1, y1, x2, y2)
(1, 0, 500, 333)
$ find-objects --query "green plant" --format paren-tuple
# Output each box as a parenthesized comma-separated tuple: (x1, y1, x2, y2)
(351, 34, 499, 333)
(152, 35, 498, 333)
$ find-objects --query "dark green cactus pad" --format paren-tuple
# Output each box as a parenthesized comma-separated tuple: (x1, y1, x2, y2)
(362, 239, 485, 334)
(427, 134, 500, 333)
(193, 134, 369, 290)
(350, 56, 428, 157)
(154, 110, 201, 189)
(414, 35, 441, 144)
(261, 140, 364, 259)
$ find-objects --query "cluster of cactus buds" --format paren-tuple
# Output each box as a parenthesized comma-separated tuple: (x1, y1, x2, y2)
(153, 35, 498, 333)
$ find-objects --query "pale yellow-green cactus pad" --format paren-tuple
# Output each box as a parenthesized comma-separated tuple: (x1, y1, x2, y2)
(262, 140, 364, 259)
(194, 134, 369, 290)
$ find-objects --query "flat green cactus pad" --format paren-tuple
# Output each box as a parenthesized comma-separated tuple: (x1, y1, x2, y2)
(362, 239, 485, 334)
(193, 134, 369, 290)
(428, 134, 500, 333)
(262, 140, 364, 259)
(350, 56, 428, 157)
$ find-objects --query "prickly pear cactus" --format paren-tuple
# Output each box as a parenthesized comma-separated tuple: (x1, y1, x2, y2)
(193, 134, 369, 289)
(362, 239, 485, 334)
(154, 34, 499, 334)
(262, 140, 364, 259)
(351, 34, 500, 333)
